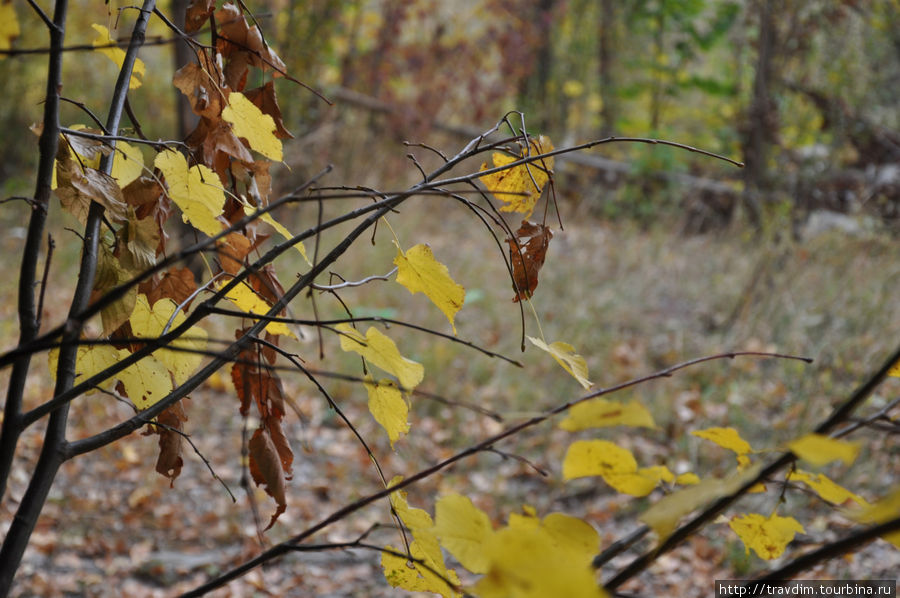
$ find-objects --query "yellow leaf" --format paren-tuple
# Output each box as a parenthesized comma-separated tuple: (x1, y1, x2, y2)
(479, 136, 554, 218)
(641, 465, 762, 539)
(48, 344, 120, 394)
(91, 24, 145, 89)
(889, 358, 900, 378)
(130, 294, 207, 385)
(434, 494, 494, 574)
(562, 439, 661, 496)
(364, 377, 409, 448)
(691, 427, 753, 464)
(243, 204, 310, 265)
(675, 472, 700, 485)
(154, 150, 225, 236)
(0, 2, 20, 56)
(115, 352, 172, 409)
(788, 433, 860, 466)
(787, 470, 867, 506)
(558, 398, 656, 430)
(394, 243, 465, 334)
(336, 324, 424, 390)
(218, 281, 294, 337)
(222, 91, 283, 161)
(527, 336, 592, 389)
(849, 487, 900, 548)
(472, 507, 606, 598)
(729, 513, 804, 560)
(383, 478, 461, 597)
(108, 140, 144, 187)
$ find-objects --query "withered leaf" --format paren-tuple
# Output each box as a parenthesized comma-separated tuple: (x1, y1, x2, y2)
(506, 220, 553, 302)
(248, 425, 288, 530)
(155, 400, 188, 485)
(120, 208, 160, 271)
(215, 3, 286, 75)
(231, 359, 285, 418)
(56, 147, 128, 223)
(91, 243, 137, 335)
(184, 0, 215, 33)
(173, 55, 224, 120)
(139, 266, 198, 311)
(217, 231, 252, 275)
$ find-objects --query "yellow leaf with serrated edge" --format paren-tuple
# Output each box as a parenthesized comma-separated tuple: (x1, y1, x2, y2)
(222, 92, 282, 161)
(0, 2, 19, 56)
(434, 494, 494, 574)
(729, 513, 804, 560)
(91, 24, 145, 89)
(692, 427, 753, 465)
(787, 470, 867, 506)
(130, 294, 207, 385)
(472, 506, 606, 598)
(243, 204, 310, 265)
(155, 150, 225, 236)
(394, 243, 465, 335)
(48, 344, 120, 394)
(479, 136, 554, 218)
(641, 464, 762, 539)
(559, 398, 655, 430)
(788, 433, 860, 466)
(336, 324, 424, 390)
(849, 487, 900, 548)
(676, 472, 700, 485)
(364, 377, 409, 448)
(527, 336, 591, 389)
(218, 281, 294, 337)
(562, 439, 663, 496)
(383, 477, 460, 598)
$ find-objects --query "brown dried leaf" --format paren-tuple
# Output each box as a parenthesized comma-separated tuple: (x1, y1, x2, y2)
(215, 3, 286, 75)
(120, 210, 160, 271)
(173, 59, 224, 120)
(248, 426, 287, 530)
(56, 148, 128, 223)
(217, 231, 252, 275)
(155, 400, 188, 485)
(91, 243, 137, 335)
(139, 267, 198, 310)
(184, 0, 215, 33)
(506, 220, 553, 302)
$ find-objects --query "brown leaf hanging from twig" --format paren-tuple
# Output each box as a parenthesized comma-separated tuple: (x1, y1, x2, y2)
(506, 220, 553, 302)
(154, 400, 188, 485)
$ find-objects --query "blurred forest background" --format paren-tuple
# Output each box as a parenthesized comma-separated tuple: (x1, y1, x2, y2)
(2, 0, 900, 595)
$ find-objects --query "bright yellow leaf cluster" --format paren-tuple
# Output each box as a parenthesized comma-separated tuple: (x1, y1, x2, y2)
(91, 24, 146, 89)
(382, 478, 461, 598)
(787, 433, 860, 466)
(527, 336, 592, 389)
(336, 324, 424, 391)
(432, 496, 607, 598)
(562, 439, 672, 496)
(155, 150, 225, 237)
(558, 398, 656, 430)
(222, 92, 283, 161)
(394, 243, 465, 335)
(692, 427, 754, 467)
(729, 512, 804, 560)
(479, 136, 554, 218)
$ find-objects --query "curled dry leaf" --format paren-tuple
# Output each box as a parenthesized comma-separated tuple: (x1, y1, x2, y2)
(506, 220, 553, 302)
(248, 424, 292, 530)
(184, 0, 215, 33)
(154, 400, 188, 485)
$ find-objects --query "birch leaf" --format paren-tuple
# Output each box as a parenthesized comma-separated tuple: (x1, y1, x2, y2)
(558, 398, 656, 430)
(562, 439, 663, 497)
(336, 324, 424, 390)
(364, 377, 409, 448)
(787, 433, 860, 466)
(222, 91, 283, 161)
(154, 150, 225, 236)
(394, 243, 465, 334)
(787, 470, 867, 506)
(729, 513, 805, 560)
(434, 493, 494, 574)
(218, 281, 294, 337)
(692, 427, 753, 467)
(91, 24, 145, 89)
(130, 294, 208, 385)
(527, 336, 591, 389)
(479, 136, 554, 218)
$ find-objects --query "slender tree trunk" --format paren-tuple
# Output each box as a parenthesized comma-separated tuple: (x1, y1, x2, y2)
(597, 0, 617, 137)
(741, 0, 778, 229)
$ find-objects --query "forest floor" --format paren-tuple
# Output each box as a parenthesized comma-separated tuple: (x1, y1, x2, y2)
(2, 199, 900, 597)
